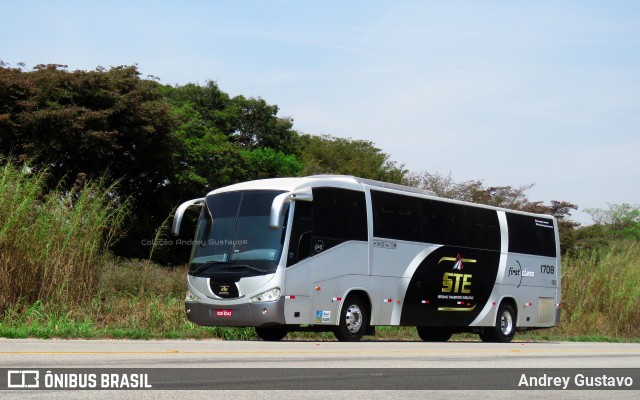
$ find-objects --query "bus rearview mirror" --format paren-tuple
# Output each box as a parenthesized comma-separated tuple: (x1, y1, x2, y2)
(269, 189, 313, 229)
(172, 198, 205, 236)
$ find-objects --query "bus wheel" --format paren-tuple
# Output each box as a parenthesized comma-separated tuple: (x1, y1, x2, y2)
(416, 327, 452, 342)
(255, 327, 287, 341)
(334, 295, 369, 342)
(479, 303, 516, 343)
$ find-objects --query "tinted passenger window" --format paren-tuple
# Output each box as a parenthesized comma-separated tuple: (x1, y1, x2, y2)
(371, 190, 501, 251)
(371, 190, 421, 241)
(464, 206, 500, 251)
(311, 188, 367, 254)
(420, 199, 467, 247)
(506, 213, 556, 257)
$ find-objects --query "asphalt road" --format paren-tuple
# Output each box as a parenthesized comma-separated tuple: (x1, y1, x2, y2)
(1, 339, 639, 399)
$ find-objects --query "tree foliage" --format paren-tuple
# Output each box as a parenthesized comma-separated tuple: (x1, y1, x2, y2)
(227, 95, 297, 152)
(162, 81, 302, 195)
(241, 147, 303, 180)
(0, 64, 177, 197)
(297, 134, 406, 183)
(585, 203, 640, 241)
(169, 102, 246, 195)
(163, 82, 298, 153)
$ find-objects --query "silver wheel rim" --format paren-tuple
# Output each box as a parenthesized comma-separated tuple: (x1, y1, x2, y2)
(345, 304, 363, 333)
(500, 310, 513, 335)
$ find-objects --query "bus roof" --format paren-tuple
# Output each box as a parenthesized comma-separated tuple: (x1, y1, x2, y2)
(209, 175, 433, 195)
(208, 175, 556, 221)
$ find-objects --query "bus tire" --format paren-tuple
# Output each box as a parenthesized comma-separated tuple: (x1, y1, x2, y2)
(479, 303, 516, 343)
(255, 326, 287, 341)
(334, 295, 369, 342)
(416, 327, 452, 342)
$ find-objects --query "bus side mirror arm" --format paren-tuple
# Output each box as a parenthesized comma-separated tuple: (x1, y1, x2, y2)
(172, 198, 205, 236)
(269, 189, 313, 229)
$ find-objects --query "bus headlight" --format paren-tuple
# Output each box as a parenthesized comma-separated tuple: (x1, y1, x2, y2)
(185, 290, 201, 303)
(250, 288, 281, 303)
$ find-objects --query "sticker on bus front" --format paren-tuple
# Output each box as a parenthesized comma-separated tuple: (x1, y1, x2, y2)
(322, 311, 331, 322)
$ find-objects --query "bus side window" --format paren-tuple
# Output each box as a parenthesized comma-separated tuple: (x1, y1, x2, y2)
(311, 188, 367, 254)
(464, 206, 500, 251)
(287, 202, 312, 266)
(506, 213, 556, 257)
(421, 199, 467, 247)
(371, 190, 421, 242)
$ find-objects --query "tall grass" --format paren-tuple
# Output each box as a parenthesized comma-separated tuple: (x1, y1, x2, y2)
(547, 240, 640, 338)
(0, 161, 128, 311)
(0, 259, 237, 340)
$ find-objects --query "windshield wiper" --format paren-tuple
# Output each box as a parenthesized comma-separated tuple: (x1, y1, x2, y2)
(222, 264, 268, 274)
(190, 260, 229, 276)
(191, 262, 269, 276)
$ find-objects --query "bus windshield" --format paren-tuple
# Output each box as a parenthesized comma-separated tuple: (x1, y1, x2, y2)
(188, 190, 288, 276)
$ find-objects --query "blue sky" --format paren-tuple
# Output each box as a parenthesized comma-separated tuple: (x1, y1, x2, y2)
(2, 1, 639, 224)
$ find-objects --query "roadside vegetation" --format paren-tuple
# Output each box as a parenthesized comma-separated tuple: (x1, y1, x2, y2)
(0, 63, 638, 341)
(0, 163, 637, 341)
(0, 161, 127, 312)
(2, 238, 639, 341)
(544, 240, 640, 339)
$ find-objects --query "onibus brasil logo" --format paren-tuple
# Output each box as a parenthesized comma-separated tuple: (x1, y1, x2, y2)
(6, 370, 152, 389)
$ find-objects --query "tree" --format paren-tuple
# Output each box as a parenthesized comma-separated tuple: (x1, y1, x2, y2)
(163, 83, 299, 154)
(297, 134, 406, 183)
(570, 224, 609, 252)
(241, 147, 303, 180)
(227, 96, 298, 153)
(0, 64, 179, 258)
(162, 81, 233, 133)
(584, 203, 640, 241)
(0, 64, 177, 197)
(168, 102, 247, 196)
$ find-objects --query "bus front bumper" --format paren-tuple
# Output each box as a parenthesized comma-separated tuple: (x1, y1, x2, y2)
(185, 298, 285, 327)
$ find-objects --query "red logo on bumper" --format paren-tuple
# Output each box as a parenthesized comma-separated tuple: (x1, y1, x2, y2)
(216, 309, 233, 317)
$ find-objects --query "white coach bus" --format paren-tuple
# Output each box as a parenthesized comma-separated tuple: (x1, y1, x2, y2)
(172, 175, 561, 342)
